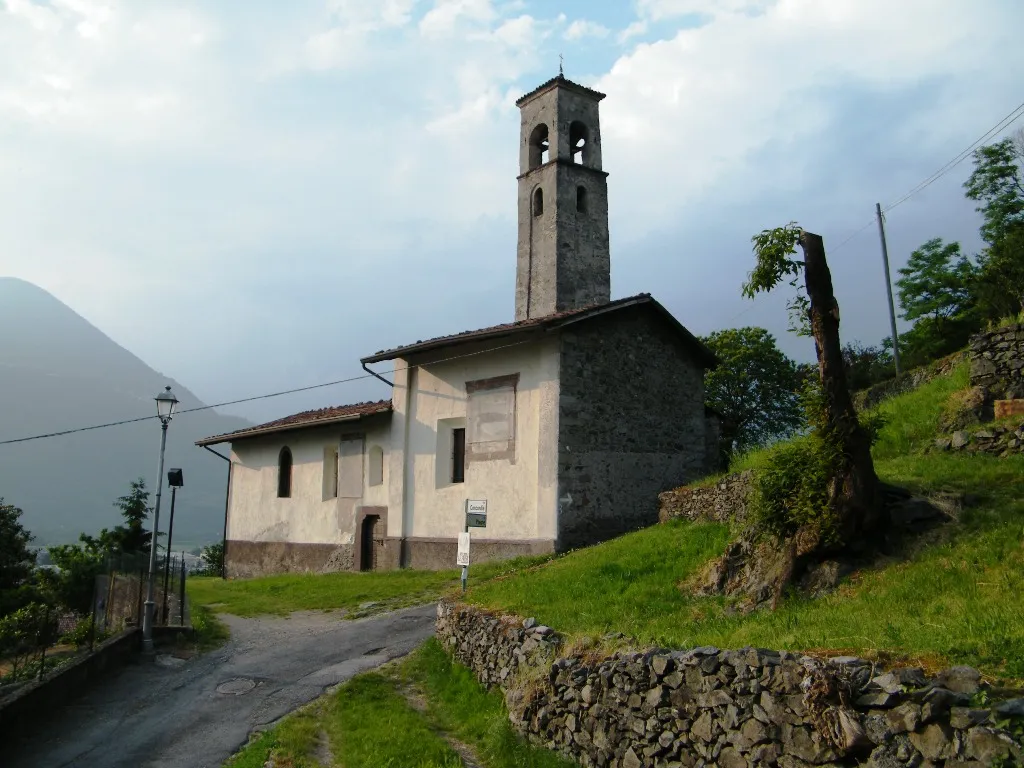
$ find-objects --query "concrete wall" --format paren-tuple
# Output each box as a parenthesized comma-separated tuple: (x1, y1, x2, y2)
(557, 307, 708, 550)
(385, 338, 560, 567)
(224, 417, 390, 577)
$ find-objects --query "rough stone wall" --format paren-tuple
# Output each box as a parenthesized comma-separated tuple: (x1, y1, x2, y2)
(436, 600, 1024, 768)
(704, 412, 724, 476)
(934, 422, 1024, 457)
(970, 323, 1024, 401)
(557, 307, 708, 551)
(658, 471, 754, 525)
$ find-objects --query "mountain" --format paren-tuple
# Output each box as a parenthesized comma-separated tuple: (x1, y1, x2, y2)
(0, 277, 252, 547)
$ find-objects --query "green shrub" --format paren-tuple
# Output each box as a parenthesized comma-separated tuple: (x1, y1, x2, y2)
(747, 433, 841, 542)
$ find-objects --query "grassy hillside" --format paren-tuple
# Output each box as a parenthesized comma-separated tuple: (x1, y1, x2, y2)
(467, 362, 1024, 679)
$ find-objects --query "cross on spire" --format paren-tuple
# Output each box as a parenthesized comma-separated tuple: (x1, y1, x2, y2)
(559, 53, 563, 76)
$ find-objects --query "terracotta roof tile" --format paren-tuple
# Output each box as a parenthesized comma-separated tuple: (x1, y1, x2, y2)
(196, 399, 391, 446)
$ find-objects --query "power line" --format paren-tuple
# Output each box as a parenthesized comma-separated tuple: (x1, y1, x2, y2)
(0, 337, 537, 446)
(884, 100, 1024, 213)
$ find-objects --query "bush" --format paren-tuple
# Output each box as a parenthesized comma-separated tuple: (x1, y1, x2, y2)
(198, 543, 224, 577)
(747, 434, 841, 542)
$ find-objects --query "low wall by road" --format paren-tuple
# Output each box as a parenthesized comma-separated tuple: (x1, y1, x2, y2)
(0, 629, 140, 735)
(436, 600, 1024, 767)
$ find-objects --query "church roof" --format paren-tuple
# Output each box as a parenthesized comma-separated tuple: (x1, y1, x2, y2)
(360, 294, 718, 368)
(196, 399, 392, 446)
(515, 73, 606, 106)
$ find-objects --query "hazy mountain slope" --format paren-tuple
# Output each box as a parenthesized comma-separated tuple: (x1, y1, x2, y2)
(0, 277, 252, 546)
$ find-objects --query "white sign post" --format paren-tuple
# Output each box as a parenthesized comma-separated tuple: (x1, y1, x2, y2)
(457, 531, 471, 592)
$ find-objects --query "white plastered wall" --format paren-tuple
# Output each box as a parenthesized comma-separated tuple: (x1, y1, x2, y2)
(385, 337, 560, 542)
(226, 419, 391, 546)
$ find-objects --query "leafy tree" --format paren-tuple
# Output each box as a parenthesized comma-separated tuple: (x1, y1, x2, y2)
(38, 543, 103, 615)
(974, 221, 1024, 319)
(79, 478, 153, 558)
(964, 133, 1024, 246)
(896, 238, 978, 363)
(0, 498, 37, 616)
(842, 342, 895, 391)
(199, 542, 225, 577)
(701, 327, 805, 457)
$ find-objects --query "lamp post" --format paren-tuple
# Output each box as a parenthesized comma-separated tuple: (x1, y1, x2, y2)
(162, 468, 184, 624)
(142, 386, 178, 655)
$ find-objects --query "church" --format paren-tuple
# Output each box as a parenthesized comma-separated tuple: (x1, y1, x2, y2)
(197, 74, 720, 577)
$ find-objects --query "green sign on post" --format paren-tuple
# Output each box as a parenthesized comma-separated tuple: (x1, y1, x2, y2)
(465, 499, 487, 529)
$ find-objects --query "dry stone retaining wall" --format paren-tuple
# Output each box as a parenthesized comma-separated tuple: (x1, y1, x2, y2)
(658, 471, 753, 526)
(436, 600, 1024, 767)
(970, 324, 1024, 402)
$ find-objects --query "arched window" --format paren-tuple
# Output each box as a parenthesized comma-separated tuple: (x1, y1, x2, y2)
(533, 187, 543, 217)
(576, 185, 588, 213)
(569, 120, 589, 164)
(528, 123, 549, 169)
(278, 447, 292, 498)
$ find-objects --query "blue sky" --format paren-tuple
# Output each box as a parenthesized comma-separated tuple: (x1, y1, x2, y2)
(2, 0, 1023, 425)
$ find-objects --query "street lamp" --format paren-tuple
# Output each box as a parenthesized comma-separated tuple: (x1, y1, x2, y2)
(142, 385, 178, 655)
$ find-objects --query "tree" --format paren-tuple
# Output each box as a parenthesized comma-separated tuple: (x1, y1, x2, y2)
(974, 221, 1024, 319)
(701, 327, 805, 456)
(199, 543, 225, 577)
(743, 224, 881, 544)
(0, 499, 37, 615)
(79, 478, 153, 558)
(841, 342, 895, 391)
(964, 133, 1024, 246)
(896, 238, 978, 363)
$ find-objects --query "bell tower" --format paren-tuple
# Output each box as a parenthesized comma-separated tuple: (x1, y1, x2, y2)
(515, 75, 611, 321)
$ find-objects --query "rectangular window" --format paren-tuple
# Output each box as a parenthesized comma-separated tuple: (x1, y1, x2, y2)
(466, 374, 518, 462)
(451, 428, 466, 484)
(323, 446, 339, 500)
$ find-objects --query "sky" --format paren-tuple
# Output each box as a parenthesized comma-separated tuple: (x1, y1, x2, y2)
(2, 0, 1023, 425)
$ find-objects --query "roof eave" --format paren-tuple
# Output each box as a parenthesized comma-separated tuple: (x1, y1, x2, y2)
(195, 409, 390, 447)
(359, 325, 546, 365)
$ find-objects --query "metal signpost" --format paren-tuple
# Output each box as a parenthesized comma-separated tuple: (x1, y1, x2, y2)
(460, 499, 487, 592)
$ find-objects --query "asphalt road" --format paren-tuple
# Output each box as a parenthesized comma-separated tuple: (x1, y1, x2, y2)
(6, 603, 437, 768)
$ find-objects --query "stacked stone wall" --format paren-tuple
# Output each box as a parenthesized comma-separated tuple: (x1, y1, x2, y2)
(658, 471, 753, 526)
(970, 323, 1024, 402)
(436, 600, 1024, 767)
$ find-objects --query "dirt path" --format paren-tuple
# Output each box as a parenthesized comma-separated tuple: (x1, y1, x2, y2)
(398, 683, 485, 768)
(5, 604, 437, 768)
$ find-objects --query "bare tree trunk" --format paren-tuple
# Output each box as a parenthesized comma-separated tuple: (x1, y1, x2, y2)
(800, 231, 882, 547)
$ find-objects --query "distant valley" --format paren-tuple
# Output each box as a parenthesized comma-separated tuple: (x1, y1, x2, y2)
(0, 277, 252, 547)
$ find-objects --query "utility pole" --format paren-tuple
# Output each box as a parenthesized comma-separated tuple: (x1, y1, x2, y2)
(875, 203, 902, 375)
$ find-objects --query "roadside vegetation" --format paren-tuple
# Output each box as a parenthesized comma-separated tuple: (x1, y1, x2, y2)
(467, 363, 1024, 680)
(225, 638, 571, 768)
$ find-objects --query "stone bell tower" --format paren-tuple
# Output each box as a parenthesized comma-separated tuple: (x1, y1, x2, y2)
(514, 75, 611, 321)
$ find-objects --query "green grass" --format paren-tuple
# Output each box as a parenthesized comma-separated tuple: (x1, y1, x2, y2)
(188, 555, 552, 619)
(466, 360, 1024, 679)
(396, 639, 574, 768)
(190, 604, 230, 650)
(225, 640, 569, 768)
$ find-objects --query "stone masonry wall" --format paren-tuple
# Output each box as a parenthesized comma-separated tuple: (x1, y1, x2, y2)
(970, 323, 1024, 401)
(557, 307, 708, 551)
(658, 471, 754, 526)
(436, 600, 1024, 768)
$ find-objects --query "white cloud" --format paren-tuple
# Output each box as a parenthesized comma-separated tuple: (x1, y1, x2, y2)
(564, 19, 609, 42)
(1, 0, 1022, 418)
(419, 0, 495, 38)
